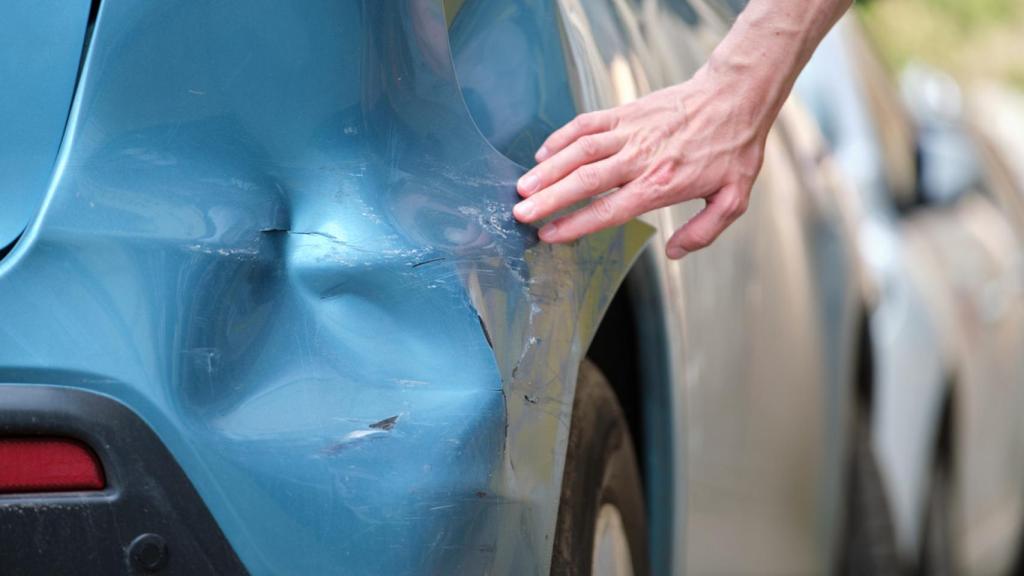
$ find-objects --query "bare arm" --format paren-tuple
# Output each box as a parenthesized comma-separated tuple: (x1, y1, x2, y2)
(512, 0, 852, 258)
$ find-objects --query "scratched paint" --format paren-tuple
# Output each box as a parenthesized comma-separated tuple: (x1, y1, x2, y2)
(0, 1, 649, 575)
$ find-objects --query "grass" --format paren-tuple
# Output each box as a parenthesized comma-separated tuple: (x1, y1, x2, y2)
(856, 0, 1024, 90)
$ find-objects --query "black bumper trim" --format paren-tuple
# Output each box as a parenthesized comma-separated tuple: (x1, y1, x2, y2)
(0, 385, 248, 575)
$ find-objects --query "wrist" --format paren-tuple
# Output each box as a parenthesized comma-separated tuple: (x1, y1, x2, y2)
(695, 50, 784, 141)
(700, 0, 843, 137)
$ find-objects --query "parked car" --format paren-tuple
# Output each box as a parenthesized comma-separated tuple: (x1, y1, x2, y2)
(798, 15, 1024, 575)
(1, 1, 875, 574)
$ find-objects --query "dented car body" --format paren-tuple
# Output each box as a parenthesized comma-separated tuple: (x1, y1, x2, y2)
(3, 1, 869, 575)
(1, 1, 645, 574)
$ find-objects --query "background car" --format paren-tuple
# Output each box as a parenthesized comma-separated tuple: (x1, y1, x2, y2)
(798, 15, 1024, 575)
(0, 1, 895, 575)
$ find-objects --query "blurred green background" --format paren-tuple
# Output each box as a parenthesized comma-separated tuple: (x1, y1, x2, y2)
(857, 0, 1024, 89)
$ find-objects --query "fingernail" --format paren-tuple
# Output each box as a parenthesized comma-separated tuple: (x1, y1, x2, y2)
(535, 146, 550, 161)
(514, 199, 535, 221)
(539, 222, 558, 241)
(667, 246, 687, 259)
(518, 173, 539, 194)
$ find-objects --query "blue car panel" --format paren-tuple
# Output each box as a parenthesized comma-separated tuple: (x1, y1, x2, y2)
(0, 0, 93, 251)
(450, 0, 577, 166)
(0, 1, 650, 574)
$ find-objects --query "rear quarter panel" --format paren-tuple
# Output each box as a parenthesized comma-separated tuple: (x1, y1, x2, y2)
(0, 1, 649, 574)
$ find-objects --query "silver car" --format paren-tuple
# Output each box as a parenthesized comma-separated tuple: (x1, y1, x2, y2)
(799, 15, 1024, 575)
(548, 1, 876, 573)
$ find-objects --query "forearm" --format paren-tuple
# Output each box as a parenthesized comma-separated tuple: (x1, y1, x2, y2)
(702, 0, 852, 137)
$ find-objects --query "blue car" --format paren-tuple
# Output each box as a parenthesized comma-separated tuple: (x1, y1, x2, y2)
(2, 1, 875, 574)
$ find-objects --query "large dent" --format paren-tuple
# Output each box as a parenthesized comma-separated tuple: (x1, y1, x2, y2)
(0, 1, 652, 574)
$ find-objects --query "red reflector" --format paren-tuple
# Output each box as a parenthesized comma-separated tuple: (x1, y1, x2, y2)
(0, 438, 106, 494)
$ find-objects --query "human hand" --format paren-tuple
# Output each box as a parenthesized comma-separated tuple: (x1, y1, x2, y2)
(512, 66, 770, 259)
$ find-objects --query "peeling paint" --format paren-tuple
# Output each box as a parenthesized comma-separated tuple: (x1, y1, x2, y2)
(410, 256, 447, 268)
(369, 415, 400, 431)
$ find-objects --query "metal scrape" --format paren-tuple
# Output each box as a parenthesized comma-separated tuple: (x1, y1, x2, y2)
(410, 256, 447, 268)
(476, 313, 494, 350)
(369, 415, 400, 430)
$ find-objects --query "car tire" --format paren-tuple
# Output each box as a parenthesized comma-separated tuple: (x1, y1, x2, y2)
(842, 412, 902, 576)
(920, 463, 955, 576)
(550, 359, 649, 576)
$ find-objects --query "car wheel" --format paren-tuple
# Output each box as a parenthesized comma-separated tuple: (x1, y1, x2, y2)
(842, 412, 902, 576)
(551, 359, 649, 576)
(921, 463, 955, 576)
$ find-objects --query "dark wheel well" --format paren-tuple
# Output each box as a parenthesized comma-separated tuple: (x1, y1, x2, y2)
(934, 384, 955, 474)
(551, 360, 649, 576)
(920, 383, 957, 576)
(587, 276, 645, 481)
(586, 252, 665, 484)
(842, 310, 903, 575)
(585, 249, 673, 575)
(855, 311, 875, 419)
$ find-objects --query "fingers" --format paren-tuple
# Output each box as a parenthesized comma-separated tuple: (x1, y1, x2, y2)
(535, 110, 617, 162)
(664, 186, 749, 259)
(536, 185, 648, 243)
(514, 155, 634, 224)
(517, 132, 624, 198)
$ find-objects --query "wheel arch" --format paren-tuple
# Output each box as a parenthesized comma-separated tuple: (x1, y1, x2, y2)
(587, 247, 677, 576)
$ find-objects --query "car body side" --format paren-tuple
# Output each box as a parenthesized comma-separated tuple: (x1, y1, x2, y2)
(798, 15, 1024, 574)
(550, 1, 864, 574)
(0, 1, 866, 575)
(0, 1, 649, 574)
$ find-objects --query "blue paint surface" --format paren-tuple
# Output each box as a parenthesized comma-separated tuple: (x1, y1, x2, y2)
(450, 0, 577, 166)
(0, 1, 650, 574)
(0, 0, 92, 249)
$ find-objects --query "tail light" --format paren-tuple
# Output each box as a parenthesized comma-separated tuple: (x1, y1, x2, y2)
(0, 437, 105, 494)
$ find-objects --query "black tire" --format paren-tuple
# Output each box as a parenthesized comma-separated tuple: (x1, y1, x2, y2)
(1012, 498, 1024, 576)
(920, 464, 955, 576)
(842, 412, 902, 576)
(551, 359, 649, 576)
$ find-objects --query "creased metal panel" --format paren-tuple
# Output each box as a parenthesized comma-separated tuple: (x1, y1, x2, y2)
(0, 1, 650, 574)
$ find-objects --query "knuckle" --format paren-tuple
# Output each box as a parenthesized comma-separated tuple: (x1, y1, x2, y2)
(618, 144, 637, 165)
(638, 139, 658, 163)
(736, 194, 749, 215)
(723, 192, 749, 219)
(647, 158, 679, 188)
(620, 140, 643, 166)
(574, 112, 596, 131)
(589, 195, 618, 225)
(578, 135, 601, 158)
(575, 165, 602, 191)
(638, 187, 665, 212)
(689, 228, 716, 249)
(608, 154, 633, 179)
